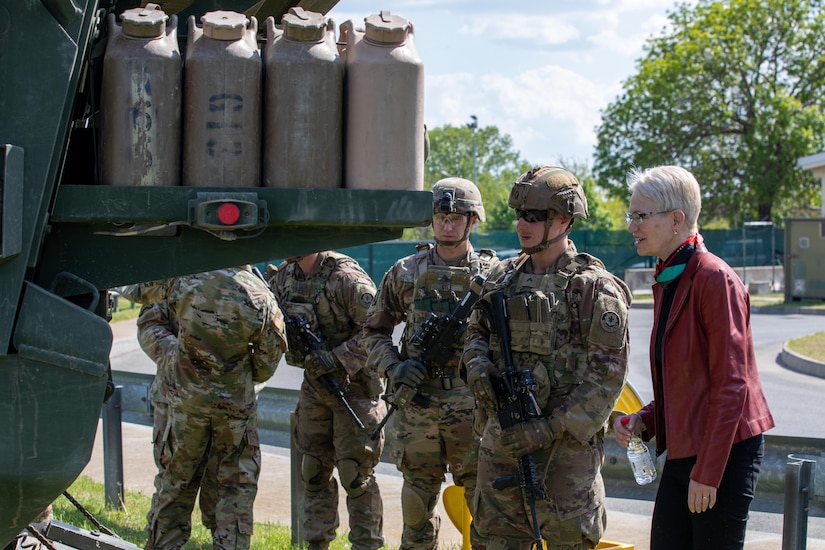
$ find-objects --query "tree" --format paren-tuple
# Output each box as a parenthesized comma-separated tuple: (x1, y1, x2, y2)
(412, 124, 612, 238)
(423, 123, 531, 232)
(554, 157, 615, 231)
(594, 0, 825, 226)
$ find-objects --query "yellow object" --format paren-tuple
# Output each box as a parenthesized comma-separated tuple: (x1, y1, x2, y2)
(596, 541, 635, 549)
(442, 382, 643, 550)
(613, 381, 644, 415)
(442, 485, 471, 550)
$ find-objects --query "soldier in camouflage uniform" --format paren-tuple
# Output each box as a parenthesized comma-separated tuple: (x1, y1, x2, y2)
(141, 267, 287, 550)
(363, 177, 498, 550)
(266, 251, 385, 550)
(136, 301, 218, 535)
(462, 166, 631, 550)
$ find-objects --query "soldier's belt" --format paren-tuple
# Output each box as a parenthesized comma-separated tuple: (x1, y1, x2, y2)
(426, 365, 458, 379)
(419, 375, 465, 391)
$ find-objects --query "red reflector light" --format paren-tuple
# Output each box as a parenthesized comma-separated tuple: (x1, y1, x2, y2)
(217, 203, 241, 225)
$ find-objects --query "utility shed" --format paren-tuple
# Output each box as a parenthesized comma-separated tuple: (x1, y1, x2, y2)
(784, 218, 825, 301)
(791, 154, 825, 301)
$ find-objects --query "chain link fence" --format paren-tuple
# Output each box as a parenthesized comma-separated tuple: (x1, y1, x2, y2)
(325, 228, 785, 285)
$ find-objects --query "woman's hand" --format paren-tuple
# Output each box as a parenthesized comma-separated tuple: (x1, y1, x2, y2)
(688, 480, 717, 513)
(613, 413, 644, 448)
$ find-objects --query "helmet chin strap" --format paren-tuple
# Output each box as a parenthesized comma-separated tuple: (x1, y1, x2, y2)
(434, 215, 473, 248)
(522, 217, 573, 255)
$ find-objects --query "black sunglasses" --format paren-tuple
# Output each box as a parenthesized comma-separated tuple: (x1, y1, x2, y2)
(515, 209, 549, 223)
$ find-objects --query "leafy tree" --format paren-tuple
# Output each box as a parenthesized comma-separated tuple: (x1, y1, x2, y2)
(407, 125, 613, 239)
(555, 157, 615, 231)
(423, 123, 531, 232)
(594, 0, 825, 227)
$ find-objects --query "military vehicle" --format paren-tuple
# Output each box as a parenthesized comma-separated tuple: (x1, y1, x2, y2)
(0, 0, 430, 545)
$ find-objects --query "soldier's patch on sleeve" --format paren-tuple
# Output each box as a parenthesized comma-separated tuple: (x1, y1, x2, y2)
(360, 291, 375, 309)
(589, 293, 627, 349)
(273, 307, 285, 333)
(600, 311, 620, 332)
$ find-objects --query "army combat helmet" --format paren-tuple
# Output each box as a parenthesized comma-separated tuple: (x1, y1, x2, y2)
(509, 166, 588, 254)
(432, 177, 485, 247)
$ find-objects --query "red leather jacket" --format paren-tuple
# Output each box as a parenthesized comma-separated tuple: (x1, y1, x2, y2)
(637, 246, 774, 488)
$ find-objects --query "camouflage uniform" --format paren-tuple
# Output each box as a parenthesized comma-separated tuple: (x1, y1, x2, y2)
(136, 302, 217, 533)
(268, 252, 385, 550)
(462, 167, 631, 550)
(364, 243, 498, 549)
(142, 267, 287, 550)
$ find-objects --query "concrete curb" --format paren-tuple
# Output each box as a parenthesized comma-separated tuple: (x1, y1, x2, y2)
(752, 305, 825, 315)
(781, 344, 825, 379)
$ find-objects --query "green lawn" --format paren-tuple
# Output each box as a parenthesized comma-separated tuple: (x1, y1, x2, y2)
(788, 332, 825, 363)
(52, 476, 374, 549)
(749, 294, 825, 363)
(110, 296, 142, 323)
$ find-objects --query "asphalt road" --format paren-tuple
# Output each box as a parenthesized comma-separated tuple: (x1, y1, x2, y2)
(114, 306, 825, 438)
(263, 308, 825, 439)
(625, 307, 825, 439)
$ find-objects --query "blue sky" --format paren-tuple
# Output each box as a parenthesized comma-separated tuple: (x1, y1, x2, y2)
(327, 0, 693, 167)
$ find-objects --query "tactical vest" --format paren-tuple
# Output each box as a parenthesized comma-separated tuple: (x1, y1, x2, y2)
(488, 253, 600, 412)
(277, 252, 357, 366)
(402, 244, 496, 374)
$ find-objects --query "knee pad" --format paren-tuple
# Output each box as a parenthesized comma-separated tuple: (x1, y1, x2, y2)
(337, 458, 367, 499)
(401, 482, 438, 527)
(301, 454, 327, 492)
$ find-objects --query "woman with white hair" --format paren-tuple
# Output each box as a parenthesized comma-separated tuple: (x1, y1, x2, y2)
(613, 165, 775, 549)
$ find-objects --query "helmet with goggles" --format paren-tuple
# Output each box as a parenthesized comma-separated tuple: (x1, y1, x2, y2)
(508, 166, 588, 220)
(432, 177, 486, 222)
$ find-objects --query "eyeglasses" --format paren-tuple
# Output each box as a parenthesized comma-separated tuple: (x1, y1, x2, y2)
(515, 209, 549, 223)
(433, 213, 469, 226)
(624, 210, 672, 225)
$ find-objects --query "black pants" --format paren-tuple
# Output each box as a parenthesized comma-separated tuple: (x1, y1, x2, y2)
(650, 434, 764, 550)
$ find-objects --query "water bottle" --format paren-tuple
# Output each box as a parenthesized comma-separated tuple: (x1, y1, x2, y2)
(621, 416, 657, 485)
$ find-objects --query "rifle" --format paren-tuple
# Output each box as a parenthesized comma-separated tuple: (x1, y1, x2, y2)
(487, 290, 546, 550)
(369, 274, 485, 440)
(285, 315, 365, 430)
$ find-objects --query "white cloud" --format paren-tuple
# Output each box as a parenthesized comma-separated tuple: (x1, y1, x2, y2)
(324, 0, 693, 163)
(427, 64, 620, 164)
(457, 14, 580, 46)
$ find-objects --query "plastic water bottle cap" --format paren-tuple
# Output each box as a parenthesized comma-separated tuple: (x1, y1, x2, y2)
(620, 416, 630, 426)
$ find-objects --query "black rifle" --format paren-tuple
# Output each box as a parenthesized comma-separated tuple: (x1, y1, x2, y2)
(369, 275, 485, 440)
(487, 290, 546, 550)
(286, 315, 365, 430)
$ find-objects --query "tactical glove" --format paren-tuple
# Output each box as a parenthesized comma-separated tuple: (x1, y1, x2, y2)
(465, 356, 499, 413)
(386, 359, 426, 389)
(500, 418, 557, 457)
(304, 350, 336, 380)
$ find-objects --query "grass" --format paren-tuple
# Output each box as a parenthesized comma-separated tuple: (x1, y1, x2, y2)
(110, 296, 142, 323)
(750, 292, 825, 309)
(788, 332, 825, 363)
(748, 294, 825, 363)
(52, 475, 375, 549)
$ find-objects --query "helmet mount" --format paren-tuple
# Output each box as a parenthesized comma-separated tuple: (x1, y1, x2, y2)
(436, 188, 457, 214)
